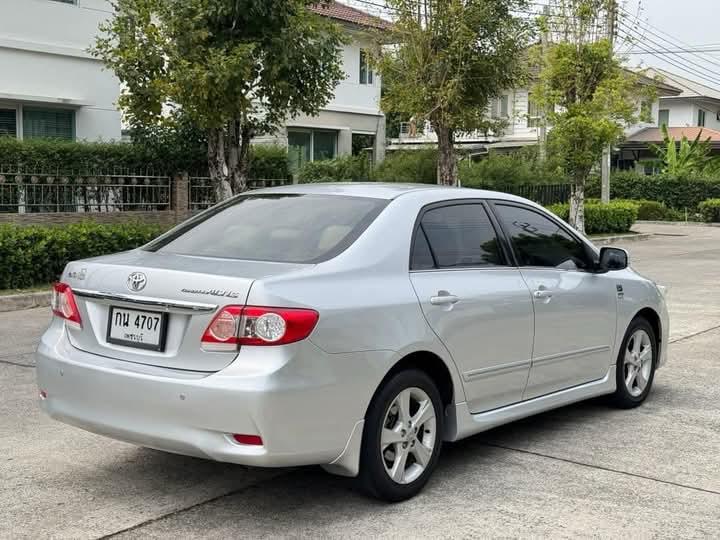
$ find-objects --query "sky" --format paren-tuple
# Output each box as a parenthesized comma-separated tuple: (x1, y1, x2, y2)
(347, 0, 720, 88)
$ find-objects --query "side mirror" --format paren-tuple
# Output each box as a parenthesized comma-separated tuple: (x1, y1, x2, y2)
(597, 247, 628, 272)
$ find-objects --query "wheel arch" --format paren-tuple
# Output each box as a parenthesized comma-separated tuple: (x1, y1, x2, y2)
(633, 306, 662, 352)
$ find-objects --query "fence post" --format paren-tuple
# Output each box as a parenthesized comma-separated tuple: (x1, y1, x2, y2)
(172, 172, 189, 224)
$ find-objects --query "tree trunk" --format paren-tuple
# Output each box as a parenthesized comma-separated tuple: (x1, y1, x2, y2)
(569, 179, 585, 234)
(230, 123, 252, 194)
(207, 127, 233, 201)
(435, 125, 458, 186)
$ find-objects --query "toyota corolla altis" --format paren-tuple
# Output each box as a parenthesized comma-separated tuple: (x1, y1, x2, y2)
(36, 183, 668, 501)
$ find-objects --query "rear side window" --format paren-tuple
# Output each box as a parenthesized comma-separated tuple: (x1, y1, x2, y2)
(494, 204, 593, 270)
(146, 194, 387, 263)
(411, 203, 504, 269)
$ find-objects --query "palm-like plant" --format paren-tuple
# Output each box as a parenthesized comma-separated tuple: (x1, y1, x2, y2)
(649, 124, 713, 178)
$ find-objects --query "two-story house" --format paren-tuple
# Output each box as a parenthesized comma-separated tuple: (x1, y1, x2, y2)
(256, 1, 388, 169)
(390, 70, 682, 160)
(0, 0, 121, 141)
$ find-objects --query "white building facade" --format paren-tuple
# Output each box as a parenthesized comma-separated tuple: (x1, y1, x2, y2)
(256, 2, 387, 169)
(0, 0, 121, 141)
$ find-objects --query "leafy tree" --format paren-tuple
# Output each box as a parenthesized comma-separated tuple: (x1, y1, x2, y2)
(93, 0, 346, 200)
(532, 0, 651, 233)
(649, 124, 713, 178)
(375, 0, 530, 185)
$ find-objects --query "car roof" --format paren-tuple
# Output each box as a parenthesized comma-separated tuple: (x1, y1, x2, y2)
(248, 182, 531, 203)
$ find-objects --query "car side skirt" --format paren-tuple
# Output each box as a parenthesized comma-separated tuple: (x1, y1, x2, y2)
(445, 365, 616, 442)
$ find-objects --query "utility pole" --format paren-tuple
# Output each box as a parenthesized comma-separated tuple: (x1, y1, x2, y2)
(601, 0, 617, 204)
(538, 6, 550, 163)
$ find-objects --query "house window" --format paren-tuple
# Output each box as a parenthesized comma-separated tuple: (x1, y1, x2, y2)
(658, 109, 669, 127)
(287, 129, 338, 172)
(0, 109, 17, 137)
(698, 109, 706, 127)
(359, 50, 373, 85)
(492, 95, 510, 119)
(23, 108, 75, 140)
(527, 98, 540, 128)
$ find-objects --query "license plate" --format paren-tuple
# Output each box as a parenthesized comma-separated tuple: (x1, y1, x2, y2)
(106, 307, 168, 351)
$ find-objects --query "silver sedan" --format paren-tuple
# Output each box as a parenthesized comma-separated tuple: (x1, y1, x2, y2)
(36, 183, 669, 501)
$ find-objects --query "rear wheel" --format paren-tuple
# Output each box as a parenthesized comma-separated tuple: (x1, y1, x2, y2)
(609, 317, 657, 408)
(359, 369, 443, 502)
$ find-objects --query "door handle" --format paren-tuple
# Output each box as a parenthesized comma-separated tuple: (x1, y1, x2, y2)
(430, 291, 460, 306)
(533, 289, 553, 300)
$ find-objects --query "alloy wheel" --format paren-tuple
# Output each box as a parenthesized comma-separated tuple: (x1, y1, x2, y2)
(623, 329, 653, 397)
(380, 387, 437, 484)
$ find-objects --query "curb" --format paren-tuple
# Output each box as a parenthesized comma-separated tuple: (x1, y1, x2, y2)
(0, 291, 52, 313)
(636, 220, 720, 227)
(591, 232, 654, 245)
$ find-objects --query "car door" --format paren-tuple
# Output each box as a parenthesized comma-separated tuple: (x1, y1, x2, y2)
(409, 201, 535, 413)
(491, 202, 618, 399)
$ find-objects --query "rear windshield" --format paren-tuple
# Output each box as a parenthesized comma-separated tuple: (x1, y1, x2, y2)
(145, 193, 388, 263)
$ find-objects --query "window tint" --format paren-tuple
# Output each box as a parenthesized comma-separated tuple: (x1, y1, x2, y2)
(23, 108, 74, 140)
(410, 228, 435, 270)
(147, 194, 387, 263)
(419, 204, 503, 268)
(495, 204, 592, 270)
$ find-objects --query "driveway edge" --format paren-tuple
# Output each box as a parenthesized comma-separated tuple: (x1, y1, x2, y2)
(592, 232, 653, 245)
(0, 291, 52, 313)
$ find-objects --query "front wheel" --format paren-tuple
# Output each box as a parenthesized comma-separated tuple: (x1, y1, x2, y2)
(609, 317, 657, 409)
(359, 369, 444, 502)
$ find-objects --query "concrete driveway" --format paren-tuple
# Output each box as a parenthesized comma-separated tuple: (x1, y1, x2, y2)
(1, 223, 718, 539)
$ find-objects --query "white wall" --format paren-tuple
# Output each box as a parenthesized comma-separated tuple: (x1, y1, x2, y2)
(0, 0, 121, 140)
(323, 33, 381, 116)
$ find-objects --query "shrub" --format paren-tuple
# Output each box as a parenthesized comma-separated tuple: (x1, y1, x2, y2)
(459, 148, 567, 188)
(297, 155, 370, 183)
(248, 144, 291, 180)
(0, 222, 165, 290)
(373, 149, 438, 184)
(698, 199, 720, 222)
(547, 201, 639, 235)
(590, 171, 720, 210)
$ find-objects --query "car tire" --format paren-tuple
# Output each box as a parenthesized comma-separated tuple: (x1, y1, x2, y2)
(609, 317, 658, 409)
(358, 369, 444, 502)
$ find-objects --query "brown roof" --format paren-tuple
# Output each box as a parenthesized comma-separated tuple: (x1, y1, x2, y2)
(627, 127, 720, 143)
(310, 1, 391, 30)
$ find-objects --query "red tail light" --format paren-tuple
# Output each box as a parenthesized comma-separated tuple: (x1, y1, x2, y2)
(201, 306, 319, 352)
(51, 282, 82, 328)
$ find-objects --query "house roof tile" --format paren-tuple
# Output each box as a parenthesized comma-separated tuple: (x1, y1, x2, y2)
(627, 126, 720, 143)
(310, 1, 391, 30)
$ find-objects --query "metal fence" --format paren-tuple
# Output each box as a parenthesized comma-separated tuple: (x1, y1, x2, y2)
(189, 177, 293, 211)
(0, 169, 171, 214)
(480, 183, 572, 206)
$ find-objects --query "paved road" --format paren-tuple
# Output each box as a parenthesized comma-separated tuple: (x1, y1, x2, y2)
(1, 223, 719, 539)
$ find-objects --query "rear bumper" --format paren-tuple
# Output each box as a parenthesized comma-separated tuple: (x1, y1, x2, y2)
(36, 320, 390, 470)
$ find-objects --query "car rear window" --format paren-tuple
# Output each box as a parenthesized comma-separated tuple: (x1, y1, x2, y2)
(145, 194, 388, 263)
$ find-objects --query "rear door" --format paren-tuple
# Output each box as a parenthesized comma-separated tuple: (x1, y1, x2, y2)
(491, 202, 618, 399)
(409, 201, 535, 413)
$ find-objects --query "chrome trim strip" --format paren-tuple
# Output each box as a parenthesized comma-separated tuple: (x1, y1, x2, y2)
(464, 359, 532, 381)
(73, 288, 218, 313)
(532, 345, 611, 367)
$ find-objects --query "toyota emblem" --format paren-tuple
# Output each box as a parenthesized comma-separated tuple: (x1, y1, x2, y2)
(127, 272, 147, 292)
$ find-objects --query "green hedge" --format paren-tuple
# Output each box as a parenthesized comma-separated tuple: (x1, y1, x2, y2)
(0, 222, 165, 290)
(0, 138, 290, 179)
(588, 172, 720, 210)
(373, 149, 438, 184)
(698, 199, 720, 222)
(547, 201, 639, 235)
(297, 155, 370, 183)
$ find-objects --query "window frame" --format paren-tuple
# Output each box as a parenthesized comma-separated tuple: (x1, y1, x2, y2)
(658, 108, 669, 127)
(408, 199, 512, 272)
(0, 108, 18, 138)
(487, 200, 599, 272)
(698, 108, 706, 127)
(359, 49, 373, 85)
(22, 106, 75, 140)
